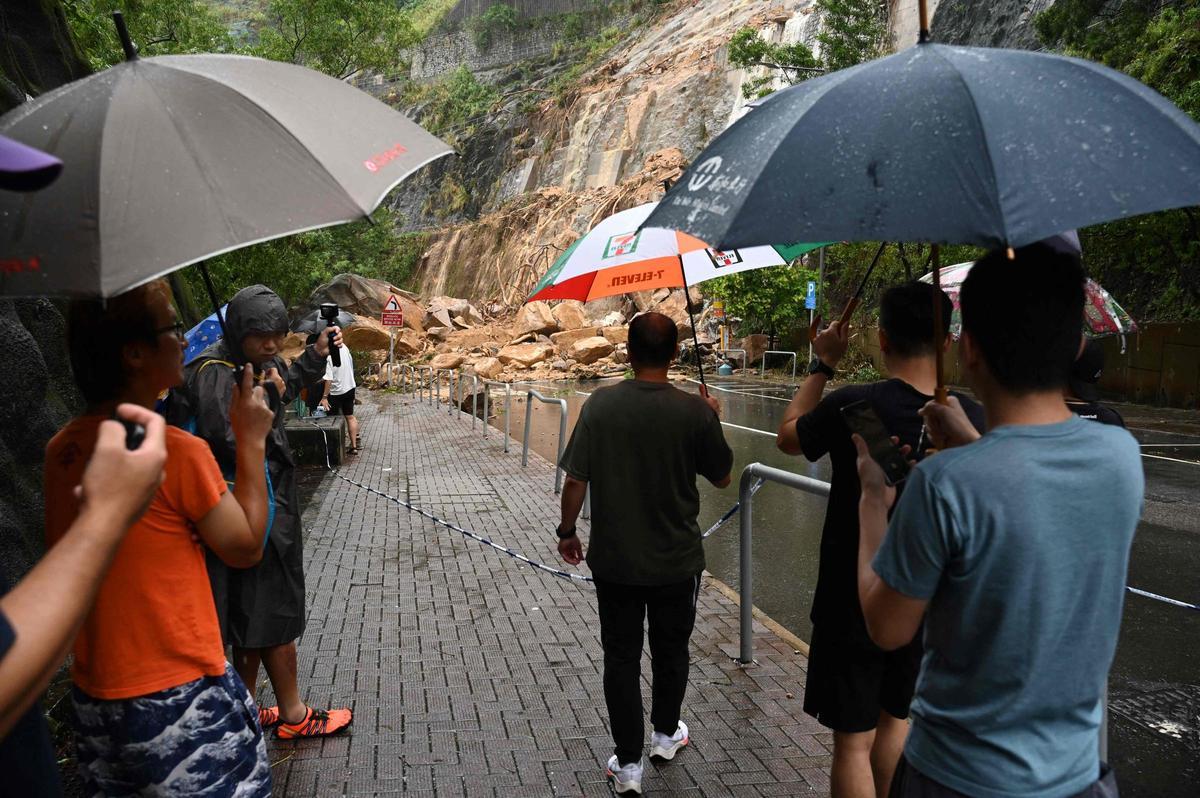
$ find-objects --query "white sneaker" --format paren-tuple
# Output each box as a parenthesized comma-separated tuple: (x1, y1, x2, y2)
(649, 720, 689, 760)
(606, 755, 643, 794)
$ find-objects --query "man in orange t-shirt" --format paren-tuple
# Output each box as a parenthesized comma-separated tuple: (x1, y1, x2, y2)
(44, 281, 276, 796)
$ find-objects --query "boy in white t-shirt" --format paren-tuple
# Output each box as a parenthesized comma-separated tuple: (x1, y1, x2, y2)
(320, 344, 360, 453)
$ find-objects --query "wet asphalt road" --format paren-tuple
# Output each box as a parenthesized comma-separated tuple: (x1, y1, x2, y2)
(506, 374, 1199, 796)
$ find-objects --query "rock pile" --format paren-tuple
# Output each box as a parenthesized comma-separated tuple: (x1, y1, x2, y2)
(291, 273, 745, 388)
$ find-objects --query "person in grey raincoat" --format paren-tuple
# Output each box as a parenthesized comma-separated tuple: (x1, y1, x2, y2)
(168, 284, 353, 739)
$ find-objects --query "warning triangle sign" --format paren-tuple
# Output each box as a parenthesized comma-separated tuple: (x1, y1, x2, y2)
(383, 294, 401, 311)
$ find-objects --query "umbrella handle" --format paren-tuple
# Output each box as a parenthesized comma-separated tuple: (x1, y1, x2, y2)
(838, 296, 860, 329)
(931, 244, 948, 404)
(807, 313, 821, 342)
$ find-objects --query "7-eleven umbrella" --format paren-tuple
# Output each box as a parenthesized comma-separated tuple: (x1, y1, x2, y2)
(527, 201, 824, 385)
(527, 202, 823, 303)
(920, 261, 1138, 339)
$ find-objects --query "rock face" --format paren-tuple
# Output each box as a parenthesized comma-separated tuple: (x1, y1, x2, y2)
(430, 353, 466, 370)
(392, 329, 424, 357)
(551, 301, 589, 331)
(515, 302, 559, 336)
(309, 274, 424, 333)
(498, 342, 555, 368)
(928, 0, 1052, 50)
(447, 328, 497, 349)
(427, 326, 450, 341)
(570, 336, 615, 365)
(342, 318, 394, 351)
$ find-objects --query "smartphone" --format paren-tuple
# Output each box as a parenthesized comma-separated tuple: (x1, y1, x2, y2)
(840, 400, 910, 485)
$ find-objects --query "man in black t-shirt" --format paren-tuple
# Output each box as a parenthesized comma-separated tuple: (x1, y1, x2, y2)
(1065, 338, 1125, 427)
(776, 282, 985, 798)
(558, 312, 733, 795)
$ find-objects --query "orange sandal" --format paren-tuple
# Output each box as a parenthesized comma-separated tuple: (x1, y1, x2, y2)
(258, 705, 280, 730)
(275, 706, 353, 739)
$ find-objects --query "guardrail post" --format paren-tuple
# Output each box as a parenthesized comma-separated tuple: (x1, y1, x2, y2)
(739, 466, 756, 664)
(435, 370, 441, 405)
(504, 383, 511, 453)
(471, 374, 479, 430)
(482, 383, 489, 438)
(554, 398, 567, 494)
(522, 393, 533, 467)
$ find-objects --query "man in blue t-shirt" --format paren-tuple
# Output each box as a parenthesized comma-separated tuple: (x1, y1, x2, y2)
(853, 244, 1142, 798)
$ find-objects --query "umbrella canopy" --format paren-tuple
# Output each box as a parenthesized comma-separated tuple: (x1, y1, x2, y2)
(184, 304, 226, 365)
(642, 42, 1200, 251)
(527, 202, 825, 303)
(920, 261, 1137, 340)
(0, 52, 453, 299)
(291, 307, 356, 334)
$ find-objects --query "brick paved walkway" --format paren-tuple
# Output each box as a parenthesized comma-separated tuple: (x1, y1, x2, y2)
(264, 391, 832, 796)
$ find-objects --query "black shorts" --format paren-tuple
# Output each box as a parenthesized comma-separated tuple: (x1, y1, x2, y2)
(803, 623, 921, 733)
(328, 389, 355, 416)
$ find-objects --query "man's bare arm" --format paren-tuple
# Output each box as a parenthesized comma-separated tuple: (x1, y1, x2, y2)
(853, 434, 928, 651)
(777, 321, 848, 454)
(2, 406, 166, 738)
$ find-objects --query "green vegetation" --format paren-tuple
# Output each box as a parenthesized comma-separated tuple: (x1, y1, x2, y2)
(404, 0, 460, 38)
(183, 207, 430, 311)
(470, 3, 519, 51)
(705, 263, 819, 346)
(253, 0, 417, 79)
(727, 0, 885, 98)
(1036, 0, 1200, 322)
(64, 0, 233, 70)
(403, 64, 500, 147)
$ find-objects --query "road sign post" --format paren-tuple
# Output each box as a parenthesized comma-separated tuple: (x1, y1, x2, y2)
(381, 294, 404, 387)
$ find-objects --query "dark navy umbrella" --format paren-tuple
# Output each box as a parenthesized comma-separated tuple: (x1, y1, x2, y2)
(643, 41, 1200, 251)
(184, 304, 227, 365)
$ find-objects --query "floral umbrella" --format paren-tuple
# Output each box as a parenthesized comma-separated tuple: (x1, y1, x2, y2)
(920, 261, 1137, 340)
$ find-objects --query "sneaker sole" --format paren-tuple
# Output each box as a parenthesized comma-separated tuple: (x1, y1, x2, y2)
(606, 770, 643, 794)
(649, 736, 688, 761)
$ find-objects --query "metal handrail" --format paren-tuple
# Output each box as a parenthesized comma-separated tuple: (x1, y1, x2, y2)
(738, 462, 831, 664)
(481, 380, 513, 453)
(716, 348, 748, 372)
(761, 350, 798, 380)
(521, 388, 568, 494)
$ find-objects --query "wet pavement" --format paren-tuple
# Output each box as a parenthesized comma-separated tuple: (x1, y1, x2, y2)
(506, 372, 1200, 797)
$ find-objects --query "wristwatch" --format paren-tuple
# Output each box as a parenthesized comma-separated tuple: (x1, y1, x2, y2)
(807, 358, 835, 379)
(555, 524, 577, 539)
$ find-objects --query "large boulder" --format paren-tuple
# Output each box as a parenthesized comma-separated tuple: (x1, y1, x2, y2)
(469, 357, 503, 380)
(738, 333, 770, 367)
(430, 353, 465, 370)
(393, 328, 423, 357)
(551, 301, 588, 331)
(515, 302, 558, 336)
(426, 326, 450, 341)
(447, 328, 498, 349)
(308, 274, 423, 333)
(550, 326, 601, 350)
(281, 332, 307, 363)
(498, 342, 555, 368)
(570, 336, 615, 365)
(342, 317, 393, 351)
(426, 296, 484, 329)
(600, 325, 628, 344)
(583, 295, 629, 326)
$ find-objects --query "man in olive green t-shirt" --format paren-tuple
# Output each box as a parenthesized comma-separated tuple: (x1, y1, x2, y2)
(557, 312, 733, 795)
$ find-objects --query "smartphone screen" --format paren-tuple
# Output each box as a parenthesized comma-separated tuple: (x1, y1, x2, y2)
(840, 400, 910, 485)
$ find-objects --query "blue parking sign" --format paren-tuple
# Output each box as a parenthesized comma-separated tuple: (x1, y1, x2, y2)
(805, 281, 817, 309)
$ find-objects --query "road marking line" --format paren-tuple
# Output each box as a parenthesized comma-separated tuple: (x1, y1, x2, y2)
(1140, 453, 1200, 466)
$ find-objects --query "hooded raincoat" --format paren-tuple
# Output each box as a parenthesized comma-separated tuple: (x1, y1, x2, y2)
(167, 285, 327, 648)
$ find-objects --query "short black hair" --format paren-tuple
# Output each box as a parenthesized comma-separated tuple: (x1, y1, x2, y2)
(67, 281, 169, 406)
(628, 312, 678, 368)
(879, 281, 953, 358)
(961, 243, 1085, 394)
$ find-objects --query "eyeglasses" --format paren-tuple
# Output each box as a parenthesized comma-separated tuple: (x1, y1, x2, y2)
(154, 321, 186, 341)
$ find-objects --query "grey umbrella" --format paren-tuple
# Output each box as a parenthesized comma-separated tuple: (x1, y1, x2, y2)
(0, 16, 452, 300)
(642, 40, 1200, 252)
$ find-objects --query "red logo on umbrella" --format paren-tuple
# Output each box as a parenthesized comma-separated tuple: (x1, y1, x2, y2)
(364, 142, 408, 172)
